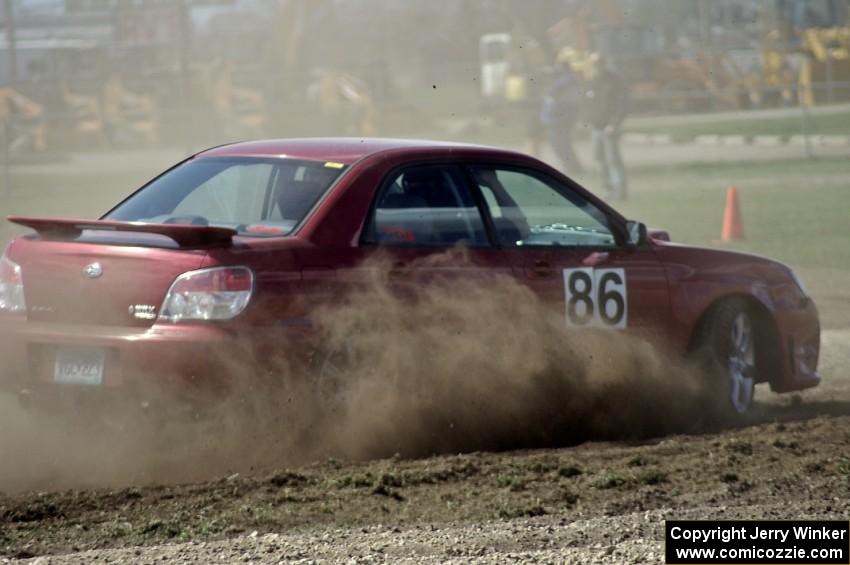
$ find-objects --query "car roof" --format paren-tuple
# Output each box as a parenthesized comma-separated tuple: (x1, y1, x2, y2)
(197, 138, 521, 165)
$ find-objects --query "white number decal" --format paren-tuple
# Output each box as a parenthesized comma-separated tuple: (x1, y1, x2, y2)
(563, 268, 628, 329)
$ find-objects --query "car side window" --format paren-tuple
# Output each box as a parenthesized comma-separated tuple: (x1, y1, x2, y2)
(470, 166, 617, 248)
(366, 165, 489, 247)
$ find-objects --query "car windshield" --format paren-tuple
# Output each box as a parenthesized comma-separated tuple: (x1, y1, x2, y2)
(105, 157, 347, 237)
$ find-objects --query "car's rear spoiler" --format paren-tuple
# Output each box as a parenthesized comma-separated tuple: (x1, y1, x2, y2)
(7, 216, 236, 247)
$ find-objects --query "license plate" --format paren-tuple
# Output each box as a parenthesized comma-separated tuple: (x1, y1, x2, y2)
(54, 348, 105, 386)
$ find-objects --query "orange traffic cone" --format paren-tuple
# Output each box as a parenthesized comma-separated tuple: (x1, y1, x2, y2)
(721, 186, 744, 242)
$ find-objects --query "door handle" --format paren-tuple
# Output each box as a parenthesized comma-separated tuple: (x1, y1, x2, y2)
(582, 252, 610, 267)
(528, 260, 555, 279)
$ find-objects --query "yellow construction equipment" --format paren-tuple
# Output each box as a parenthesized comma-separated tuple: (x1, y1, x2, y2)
(760, 0, 850, 106)
(799, 27, 850, 105)
(0, 87, 47, 153)
(62, 82, 105, 145)
(209, 62, 269, 139)
(102, 74, 160, 145)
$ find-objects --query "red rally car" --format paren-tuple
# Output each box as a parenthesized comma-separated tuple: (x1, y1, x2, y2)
(0, 139, 819, 416)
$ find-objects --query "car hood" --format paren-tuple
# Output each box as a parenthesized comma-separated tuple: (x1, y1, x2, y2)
(652, 240, 794, 285)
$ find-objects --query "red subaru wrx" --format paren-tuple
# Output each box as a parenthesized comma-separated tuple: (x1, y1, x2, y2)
(0, 139, 819, 416)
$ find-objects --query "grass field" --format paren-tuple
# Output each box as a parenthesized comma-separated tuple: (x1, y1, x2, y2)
(614, 157, 850, 271)
(397, 95, 850, 146)
(625, 106, 850, 142)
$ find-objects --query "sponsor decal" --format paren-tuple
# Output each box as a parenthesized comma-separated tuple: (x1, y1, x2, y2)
(129, 304, 157, 320)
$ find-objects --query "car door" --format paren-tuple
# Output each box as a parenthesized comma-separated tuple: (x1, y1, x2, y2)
(468, 165, 671, 337)
(347, 162, 511, 291)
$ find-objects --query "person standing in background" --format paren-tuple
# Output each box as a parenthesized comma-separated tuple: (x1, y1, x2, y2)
(541, 52, 584, 176)
(505, 25, 548, 159)
(587, 54, 628, 200)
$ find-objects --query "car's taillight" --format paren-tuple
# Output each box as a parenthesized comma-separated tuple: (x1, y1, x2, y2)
(0, 254, 26, 314)
(159, 266, 254, 322)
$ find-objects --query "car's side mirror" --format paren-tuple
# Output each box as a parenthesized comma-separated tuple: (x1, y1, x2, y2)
(625, 220, 647, 247)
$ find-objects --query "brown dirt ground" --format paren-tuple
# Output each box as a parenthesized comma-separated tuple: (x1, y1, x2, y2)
(1, 322, 848, 560)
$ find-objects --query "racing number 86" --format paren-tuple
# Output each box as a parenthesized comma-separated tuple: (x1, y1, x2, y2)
(563, 268, 628, 329)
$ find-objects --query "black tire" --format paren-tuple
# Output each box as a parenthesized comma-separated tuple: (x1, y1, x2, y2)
(692, 299, 757, 418)
(311, 340, 357, 418)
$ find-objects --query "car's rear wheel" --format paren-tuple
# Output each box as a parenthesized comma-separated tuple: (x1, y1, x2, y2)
(314, 341, 356, 417)
(693, 299, 757, 417)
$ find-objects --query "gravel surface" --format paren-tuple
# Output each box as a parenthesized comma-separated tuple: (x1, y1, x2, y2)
(10, 501, 850, 564)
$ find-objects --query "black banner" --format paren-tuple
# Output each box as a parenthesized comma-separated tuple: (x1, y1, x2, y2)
(666, 520, 850, 564)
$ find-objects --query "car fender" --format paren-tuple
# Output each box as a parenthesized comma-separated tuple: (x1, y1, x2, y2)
(654, 243, 789, 354)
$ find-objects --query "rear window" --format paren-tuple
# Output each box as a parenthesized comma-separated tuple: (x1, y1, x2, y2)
(106, 157, 347, 237)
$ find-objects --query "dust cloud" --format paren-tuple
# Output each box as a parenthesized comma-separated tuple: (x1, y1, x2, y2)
(0, 250, 715, 494)
(306, 250, 711, 458)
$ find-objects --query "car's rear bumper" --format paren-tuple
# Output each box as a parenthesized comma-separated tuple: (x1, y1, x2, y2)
(0, 318, 312, 403)
(770, 298, 821, 393)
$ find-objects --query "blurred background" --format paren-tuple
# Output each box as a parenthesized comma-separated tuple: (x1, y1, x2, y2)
(0, 0, 848, 152)
(0, 0, 848, 327)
